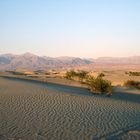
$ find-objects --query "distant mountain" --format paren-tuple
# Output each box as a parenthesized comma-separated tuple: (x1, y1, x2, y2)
(0, 53, 93, 71)
(0, 53, 140, 71)
(0, 54, 16, 65)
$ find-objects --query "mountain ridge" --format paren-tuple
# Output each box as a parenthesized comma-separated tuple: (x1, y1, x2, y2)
(0, 53, 140, 71)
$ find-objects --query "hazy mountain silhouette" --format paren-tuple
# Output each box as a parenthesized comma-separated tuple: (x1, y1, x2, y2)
(0, 53, 140, 71)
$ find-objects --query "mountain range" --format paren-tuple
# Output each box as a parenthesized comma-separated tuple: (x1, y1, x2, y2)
(0, 53, 140, 71)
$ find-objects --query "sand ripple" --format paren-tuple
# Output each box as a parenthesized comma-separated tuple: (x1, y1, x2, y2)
(0, 77, 140, 140)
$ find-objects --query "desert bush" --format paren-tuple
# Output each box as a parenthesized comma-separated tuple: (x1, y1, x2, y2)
(128, 72, 140, 76)
(45, 72, 50, 75)
(11, 71, 27, 76)
(65, 70, 77, 80)
(86, 75, 112, 95)
(65, 71, 113, 95)
(98, 73, 105, 77)
(76, 70, 88, 82)
(125, 72, 128, 75)
(124, 80, 140, 89)
(65, 70, 88, 81)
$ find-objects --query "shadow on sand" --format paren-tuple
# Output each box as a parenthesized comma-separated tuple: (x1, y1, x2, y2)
(1, 76, 140, 104)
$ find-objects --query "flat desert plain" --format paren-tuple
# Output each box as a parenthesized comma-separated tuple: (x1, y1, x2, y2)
(0, 77, 140, 140)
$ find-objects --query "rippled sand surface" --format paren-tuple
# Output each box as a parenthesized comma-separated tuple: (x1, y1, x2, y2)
(0, 77, 140, 140)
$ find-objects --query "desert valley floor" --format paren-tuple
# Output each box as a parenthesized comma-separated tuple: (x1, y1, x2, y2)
(0, 77, 140, 140)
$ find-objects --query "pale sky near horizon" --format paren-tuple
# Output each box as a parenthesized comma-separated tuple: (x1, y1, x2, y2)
(0, 0, 140, 58)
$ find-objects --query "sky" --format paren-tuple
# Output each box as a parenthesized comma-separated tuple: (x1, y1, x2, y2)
(0, 0, 140, 58)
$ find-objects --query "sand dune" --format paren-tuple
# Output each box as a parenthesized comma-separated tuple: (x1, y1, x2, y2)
(0, 77, 140, 140)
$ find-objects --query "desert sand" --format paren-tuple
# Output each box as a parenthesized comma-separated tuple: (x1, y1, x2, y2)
(0, 77, 140, 140)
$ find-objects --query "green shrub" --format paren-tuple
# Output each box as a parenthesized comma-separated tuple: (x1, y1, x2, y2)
(86, 75, 113, 95)
(65, 70, 88, 81)
(98, 73, 105, 77)
(124, 80, 140, 89)
(128, 72, 140, 76)
(65, 70, 77, 80)
(76, 70, 88, 82)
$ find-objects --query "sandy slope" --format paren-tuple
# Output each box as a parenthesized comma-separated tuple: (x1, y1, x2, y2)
(0, 77, 140, 140)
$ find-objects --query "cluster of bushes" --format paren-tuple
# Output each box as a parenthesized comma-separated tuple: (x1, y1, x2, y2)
(124, 80, 140, 89)
(8, 71, 27, 76)
(65, 70, 112, 96)
(65, 70, 88, 82)
(125, 71, 140, 76)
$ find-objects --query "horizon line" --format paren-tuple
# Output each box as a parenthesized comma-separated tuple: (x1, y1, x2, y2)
(0, 52, 140, 59)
